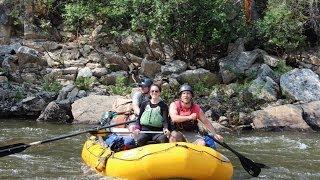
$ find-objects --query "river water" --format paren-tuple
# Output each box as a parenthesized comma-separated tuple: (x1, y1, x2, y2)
(0, 119, 319, 179)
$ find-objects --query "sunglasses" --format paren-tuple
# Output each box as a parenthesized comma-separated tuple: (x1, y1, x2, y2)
(150, 90, 160, 93)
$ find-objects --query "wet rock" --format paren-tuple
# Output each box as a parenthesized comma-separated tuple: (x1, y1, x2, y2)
(37, 101, 73, 123)
(300, 101, 320, 131)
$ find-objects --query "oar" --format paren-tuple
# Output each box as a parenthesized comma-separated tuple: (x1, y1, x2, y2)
(0, 120, 136, 158)
(109, 127, 163, 134)
(96, 130, 163, 134)
(208, 134, 269, 177)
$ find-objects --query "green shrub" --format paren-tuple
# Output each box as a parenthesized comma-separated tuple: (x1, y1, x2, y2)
(61, 0, 246, 59)
(233, 82, 251, 95)
(62, 1, 131, 34)
(274, 60, 293, 76)
(256, 0, 306, 51)
(161, 87, 176, 104)
(193, 78, 215, 97)
(63, 2, 95, 33)
(106, 76, 132, 95)
(128, 0, 246, 60)
(13, 89, 24, 102)
(75, 77, 94, 90)
(41, 74, 62, 93)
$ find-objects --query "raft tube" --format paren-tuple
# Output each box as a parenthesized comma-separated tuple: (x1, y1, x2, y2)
(81, 138, 233, 180)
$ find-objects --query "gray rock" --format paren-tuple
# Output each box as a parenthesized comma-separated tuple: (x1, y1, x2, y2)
(263, 54, 281, 67)
(177, 68, 220, 86)
(0, 43, 22, 55)
(219, 50, 261, 83)
(139, 58, 161, 77)
(37, 101, 72, 123)
(300, 101, 320, 131)
(57, 84, 75, 101)
(100, 71, 128, 85)
(92, 67, 108, 78)
(17, 46, 47, 67)
(248, 76, 279, 101)
(280, 68, 320, 102)
(102, 52, 130, 71)
(161, 60, 187, 75)
(77, 67, 92, 78)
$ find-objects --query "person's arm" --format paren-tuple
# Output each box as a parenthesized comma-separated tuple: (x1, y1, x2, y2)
(136, 101, 147, 126)
(160, 102, 169, 129)
(169, 102, 196, 123)
(132, 92, 141, 115)
(198, 109, 224, 141)
(160, 102, 170, 137)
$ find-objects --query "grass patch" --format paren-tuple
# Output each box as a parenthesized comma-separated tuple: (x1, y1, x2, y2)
(75, 76, 95, 90)
(106, 76, 132, 95)
(42, 74, 62, 93)
(274, 60, 293, 76)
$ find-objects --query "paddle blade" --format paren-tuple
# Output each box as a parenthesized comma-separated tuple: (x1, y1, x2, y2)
(238, 155, 261, 177)
(256, 162, 270, 169)
(0, 143, 30, 158)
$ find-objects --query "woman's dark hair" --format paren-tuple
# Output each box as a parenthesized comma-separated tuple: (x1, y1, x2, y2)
(150, 83, 162, 92)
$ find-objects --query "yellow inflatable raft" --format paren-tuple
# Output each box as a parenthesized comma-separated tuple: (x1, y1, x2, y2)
(81, 138, 233, 180)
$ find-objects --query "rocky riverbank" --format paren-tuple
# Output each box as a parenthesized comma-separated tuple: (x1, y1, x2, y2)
(1, 34, 320, 133)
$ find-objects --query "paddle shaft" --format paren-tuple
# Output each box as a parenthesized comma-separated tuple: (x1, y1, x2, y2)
(0, 120, 136, 158)
(95, 130, 163, 134)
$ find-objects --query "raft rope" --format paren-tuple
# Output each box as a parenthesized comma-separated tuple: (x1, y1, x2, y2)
(110, 143, 230, 163)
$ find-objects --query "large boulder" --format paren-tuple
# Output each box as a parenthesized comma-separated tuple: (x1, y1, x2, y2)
(77, 67, 92, 78)
(161, 60, 187, 75)
(139, 58, 161, 78)
(251, 104, 311, 131)
(100, 71, 128, 85)
(120, 33, 148, 56)
(23, 40, 61, 52)
(18, 92, 57, 116)
(16, 46, 47, 68)
(299, 101, 320, 131)
(37, 101, 73, 123)
(112, 97, 132, 113)
(102, 52, 130, 71)
(147, 39, 174, 60)
(248, 76, 279, 102)
(280, 68, 320, 102)
(72, 95, 123, 124)
(0, 43, 22, 55)
(219, 50, 262, 83)
(177, 68, 220, 86)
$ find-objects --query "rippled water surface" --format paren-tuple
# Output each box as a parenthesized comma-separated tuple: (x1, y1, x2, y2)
(1, 119, 319, 179)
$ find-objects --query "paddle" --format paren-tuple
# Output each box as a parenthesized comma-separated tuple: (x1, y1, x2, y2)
(0, 119, 136, 158)
(208, 134, 269, 177)
(96, 130, 163, 134)
(109, 128, 163, 134)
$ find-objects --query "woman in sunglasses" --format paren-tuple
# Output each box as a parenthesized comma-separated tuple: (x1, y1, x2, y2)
(134, 84, 170, 146)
